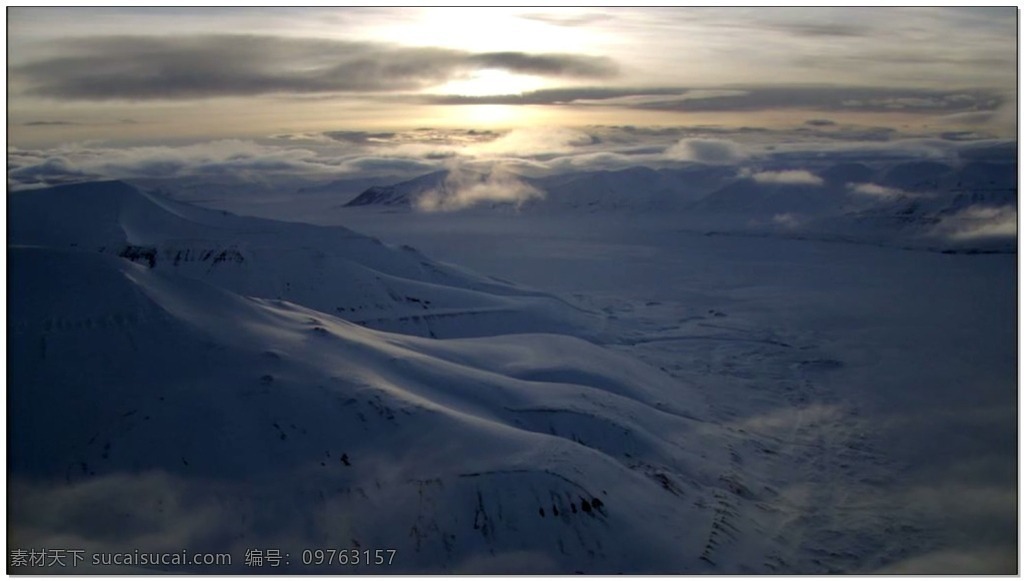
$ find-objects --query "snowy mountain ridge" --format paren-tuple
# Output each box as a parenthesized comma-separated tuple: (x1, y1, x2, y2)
(9, 180, 597, 339)
(341, 160, 1016, 251)
(9, 181, 767, 573)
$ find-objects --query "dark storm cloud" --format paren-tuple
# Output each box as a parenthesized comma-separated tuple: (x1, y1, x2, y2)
(23, 120, 79, 126)
(467, 52, 615, 77)
(770, 21, 870, 37)
(793, 51, 1014, 70)
(630, 86, 1003, 114)
(12, 35, 618, 100)
(424, 86, 684, 105)
(323, 131, 399, 144)
(795, 125, 898, 141)
(322, 128, 500, 147)
(21, 118, 140, 127)
(940, 131, 989, 142)
(425, 85, 1003, 115)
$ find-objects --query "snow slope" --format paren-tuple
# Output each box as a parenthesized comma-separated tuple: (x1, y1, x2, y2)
(321, 206, 1018, 574)
(12, 179, 798, 573)
(9, 164, 1015, 574)
(9, 244, 757, 573)
(8, 181, 597, 339)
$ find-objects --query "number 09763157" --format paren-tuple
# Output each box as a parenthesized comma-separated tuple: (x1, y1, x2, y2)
(301, 548, 396, 567)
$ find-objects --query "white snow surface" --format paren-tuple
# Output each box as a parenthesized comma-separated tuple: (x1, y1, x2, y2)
(8, 173, 1017, 574)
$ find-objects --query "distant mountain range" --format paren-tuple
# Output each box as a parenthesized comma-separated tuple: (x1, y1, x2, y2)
(340, 160, 1016, 252)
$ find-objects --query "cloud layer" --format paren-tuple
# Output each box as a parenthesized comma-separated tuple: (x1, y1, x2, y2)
(664, 138, 747, 164)
(933, 205, 1017, 241)
(7, 125, 1016, 199)
(7, 8, 1016, 148)
(415, 164, 544, 212)
(748, 169, 824, 186)
(423, 86, 1005, 115)
(13, 35, 618, 100)
(848, 182, 908, 199)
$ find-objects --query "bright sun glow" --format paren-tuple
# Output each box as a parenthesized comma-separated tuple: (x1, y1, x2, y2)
(433, 69, 546, 97)
(456, 104, 521, 126)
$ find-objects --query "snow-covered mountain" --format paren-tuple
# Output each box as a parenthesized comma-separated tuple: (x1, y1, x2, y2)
(671, 160, 1015, 251)
(783, 161, 1016, 251)
(345, 170, 451, 207)
(344, 165, 733, 213)
(297, 175, 402, 203)
(10, 159, 1014, 573)
(689, 176, 842, 217)
(525, 165, 733, 213)
(818, 162, 875, 186)
(9, 181, 596, 339)
(337, 158, 1015, 253)
(9, 181, 762, 573)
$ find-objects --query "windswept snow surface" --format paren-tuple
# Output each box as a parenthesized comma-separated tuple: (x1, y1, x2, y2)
(321, 205, 1017, 574)
(9, 175, 1017, 573)
(10, 245, 718, 573)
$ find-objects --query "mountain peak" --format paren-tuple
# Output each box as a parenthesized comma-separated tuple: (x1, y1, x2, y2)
(345, 170, 449, 207)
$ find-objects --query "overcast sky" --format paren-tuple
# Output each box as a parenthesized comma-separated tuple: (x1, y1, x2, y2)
(7, 7, 1018, 149)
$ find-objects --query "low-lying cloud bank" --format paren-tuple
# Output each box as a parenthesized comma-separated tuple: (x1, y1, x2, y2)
(848, 182, 908, 199)
(664, 138, 747, 164)
(747, 169, 824, 186)
(931, 205, 1018, 242)
(6, 126, 1016, 204)
(415, 164, 544, 212)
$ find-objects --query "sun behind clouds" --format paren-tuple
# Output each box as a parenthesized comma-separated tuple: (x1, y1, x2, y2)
(432, 68, 546, 97)
(449, 104, 521, 127)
